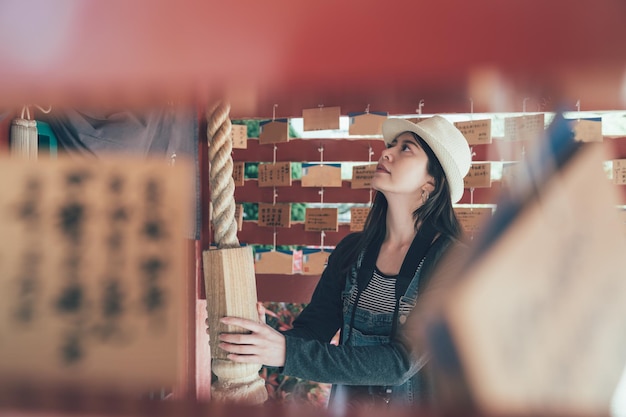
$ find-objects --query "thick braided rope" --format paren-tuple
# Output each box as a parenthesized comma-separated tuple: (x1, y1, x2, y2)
(207, 102, 239, 249)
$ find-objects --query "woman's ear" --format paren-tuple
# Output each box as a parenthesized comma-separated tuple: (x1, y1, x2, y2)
(423, 177, 436, 194)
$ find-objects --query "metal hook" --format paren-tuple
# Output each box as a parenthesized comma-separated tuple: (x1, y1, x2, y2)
(365, 104, 370, 114)
(272, 104, 278, 121)
(417, 99, 425, 115)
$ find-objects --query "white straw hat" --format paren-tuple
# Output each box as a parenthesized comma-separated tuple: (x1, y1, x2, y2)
(382, 116, 471, 203)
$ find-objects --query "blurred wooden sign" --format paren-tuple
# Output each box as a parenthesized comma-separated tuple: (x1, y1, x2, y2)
(302, 106, 341, 131)
(504, 114, 545, 142)
(305, 208, 338, 232)
(258, 162, 292, 187)
(232, 161, 245, 186)
(258, 203, 291, 228)
(442, 139, 626, 416)
(302, 249, 330, 275)
(613, 159, 626, 185)
(0, 156, 190, 393)
(351, 163, 376, 189)
(454, 119, 492, 145)
(259, 119, 289, 144)
(254, 249, 294, 274)
(453, 207, 493, 235)
(301, 163, 342, 187)
(231, 124, 248, 149)
(348, 112, 387, 135)
(463, 162, 492, 188)
(571, 118, 603, 143)
(350, 207, 370, 232)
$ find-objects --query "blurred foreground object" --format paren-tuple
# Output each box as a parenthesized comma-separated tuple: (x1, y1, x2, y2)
(417, 114, 626, 416)
(0, 155, 192, 396)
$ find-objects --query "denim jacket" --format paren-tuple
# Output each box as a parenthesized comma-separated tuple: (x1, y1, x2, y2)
(282, 231, 455, 408)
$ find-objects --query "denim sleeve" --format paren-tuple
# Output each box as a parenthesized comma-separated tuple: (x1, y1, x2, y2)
(282, 334, 426, 386)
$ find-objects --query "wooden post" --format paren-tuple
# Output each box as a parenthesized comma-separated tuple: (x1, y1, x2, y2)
(203, 247, 266, 403)
(203, 101, 267, 404)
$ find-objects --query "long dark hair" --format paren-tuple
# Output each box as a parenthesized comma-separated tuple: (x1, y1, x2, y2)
(338, 132, 463, 274)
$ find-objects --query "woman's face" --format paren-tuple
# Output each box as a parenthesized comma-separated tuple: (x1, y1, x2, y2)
(372, 132, 434, 200)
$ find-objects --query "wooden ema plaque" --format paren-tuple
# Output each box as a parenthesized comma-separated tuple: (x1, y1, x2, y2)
(350, 207, 370, 232)
(254, 249, 294, 274)
(258, 162, 292, 187)
(0, 156, 190, 393)
(231, 123, 248, 149)
(351, 163, 376, 189)
(572, 118, 603, 143)
(301, 163, 342, 187)
(257, 203, 291, 228)
(453, 207, 493, 236)
(463, 162, 492, 188)
(504, 114, 545, 142)
(302, 249, 330, 275)
(613, 159, 626, 185)
(407, 117, 428, 124)
(454, 119, 492, 145)
(442, 142, 626, 416)
(302, 106, 341, 131)
(348, 112, 387, 135)
(259, 119, 289, 144)
(234, 203, 243, 231)
(305, 207, 338, 232)
(232, 161, 245, 186)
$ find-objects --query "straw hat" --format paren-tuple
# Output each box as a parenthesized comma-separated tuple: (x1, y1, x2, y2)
(382, 116, 471, 203)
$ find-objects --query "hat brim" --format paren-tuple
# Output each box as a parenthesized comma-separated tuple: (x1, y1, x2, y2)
(382, 118, 465, 203)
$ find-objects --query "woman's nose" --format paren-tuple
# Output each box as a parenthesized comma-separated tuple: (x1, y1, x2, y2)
(380, 147, 392, 161)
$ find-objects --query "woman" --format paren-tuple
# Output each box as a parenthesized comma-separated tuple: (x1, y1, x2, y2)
(217, 115, 471, 408)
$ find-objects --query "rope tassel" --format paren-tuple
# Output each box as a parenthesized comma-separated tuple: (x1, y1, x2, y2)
(10, 106, 38, 159)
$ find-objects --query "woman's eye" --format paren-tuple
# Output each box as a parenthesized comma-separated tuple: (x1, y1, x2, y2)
(401, 144, 411, 151)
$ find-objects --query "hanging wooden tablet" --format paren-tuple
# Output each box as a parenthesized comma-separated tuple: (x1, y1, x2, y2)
(231, 123, 248, 149)
(254, 249, 295, 274)
(463, 162, 492, 188)
(454, 119, 492, 145)
(259, 119, 289, 144)
(258, 203, 291, 228)
(258, 162, 292, 187)
(613, 159, 626, 185)
(348, 112, 387, 135)
(0, 155, 190, 394)
(571, 118, 603, 142)
(350, 207, 370, 232)
(235, 203, 243, 231)
(232, 161, 245, 187)
(305, 207, 338, 232)
(302, 106, 341, 131)
(301, 163, 342, 187)
(407, 117, 427, 124)
(302, 249, 330, 275)
(453, 207, 493, 235)
(351, 163, 376, 189)
(438, 121, 626, 417)
(504, 114, 545, 142)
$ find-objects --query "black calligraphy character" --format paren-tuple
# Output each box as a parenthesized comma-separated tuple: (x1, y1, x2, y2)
(58, 202, 86, 244)
(55, 282, 83, 313)
(141, 257, 168, 313)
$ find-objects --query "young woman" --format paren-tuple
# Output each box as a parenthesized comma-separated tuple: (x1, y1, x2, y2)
(217, 115, 472, 409)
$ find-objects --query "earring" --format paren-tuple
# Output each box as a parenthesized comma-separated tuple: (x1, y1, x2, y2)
(421, 190, 429, 204)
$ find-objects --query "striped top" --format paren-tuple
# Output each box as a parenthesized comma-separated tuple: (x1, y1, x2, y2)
(348, 267, 398, 314)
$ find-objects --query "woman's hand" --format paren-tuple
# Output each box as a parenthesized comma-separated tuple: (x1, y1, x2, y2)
(212, 302, 287, 367)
